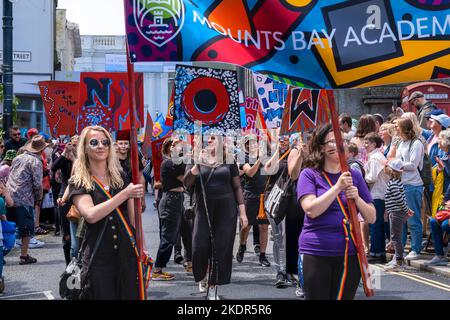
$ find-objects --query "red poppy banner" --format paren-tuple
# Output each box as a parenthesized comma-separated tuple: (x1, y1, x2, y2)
(78, 72, 145, 132)
(38, 81, 80, 137)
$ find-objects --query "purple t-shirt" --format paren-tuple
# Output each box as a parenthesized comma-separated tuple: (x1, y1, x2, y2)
(297, 168, 373, 257)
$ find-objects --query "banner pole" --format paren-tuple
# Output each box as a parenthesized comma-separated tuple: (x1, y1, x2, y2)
(326, 90, 375, 297)
(126, 47, 147, 300)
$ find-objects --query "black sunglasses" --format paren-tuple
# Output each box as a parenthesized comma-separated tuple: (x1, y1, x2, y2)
(89, 139, 111, 148)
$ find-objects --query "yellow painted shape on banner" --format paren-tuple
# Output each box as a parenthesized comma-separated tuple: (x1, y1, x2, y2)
(284, 0, 314, 7)
(315, 39, 450, 88)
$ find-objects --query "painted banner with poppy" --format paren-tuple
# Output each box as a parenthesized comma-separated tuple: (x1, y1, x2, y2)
(78, 72, 145, 132)
(124, 0, 449, 88)
(165, 86, 175, 127)
(173, 65, 240, 134)
(280, 88, 330, 135)
(38, 81, 80, 137)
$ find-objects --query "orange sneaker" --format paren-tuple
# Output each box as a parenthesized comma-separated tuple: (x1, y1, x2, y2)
(152, 270, 175, 281)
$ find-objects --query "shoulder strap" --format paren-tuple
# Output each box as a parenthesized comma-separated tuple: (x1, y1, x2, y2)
(86, 217, 108, 272)
(199, 165, 216, 187)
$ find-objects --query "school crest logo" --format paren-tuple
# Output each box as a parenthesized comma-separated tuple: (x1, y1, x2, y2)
(133, 0, 185, 48)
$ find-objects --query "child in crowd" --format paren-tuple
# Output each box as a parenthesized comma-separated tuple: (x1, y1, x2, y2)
(347, 142, 365, 177)
(384, 159, 414, 271)
(0, 180, 14, 294)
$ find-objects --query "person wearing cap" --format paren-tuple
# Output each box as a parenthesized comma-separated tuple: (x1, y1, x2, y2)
(423, 109, 444, 140)
(427, 114, 450, 168)
(384, 159, 413, 271)
(409, 91, 438, 129)
(5, 125, 28, 152)
(6, 135, 47, 265)
(26, 128, 39, 140)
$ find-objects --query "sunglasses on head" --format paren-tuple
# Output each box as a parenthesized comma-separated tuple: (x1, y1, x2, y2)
(89, 138, 111, 148)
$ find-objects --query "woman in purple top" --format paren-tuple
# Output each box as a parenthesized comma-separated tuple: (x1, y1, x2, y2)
(297, 124, 376, 300)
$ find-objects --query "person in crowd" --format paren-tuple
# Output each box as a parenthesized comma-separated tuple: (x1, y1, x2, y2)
(264, 134, 291, 288)
(7, 135, 47, 265)
(395, 118, 425, 261)
(372, 114, 384, 133)
(379, 123, 396, 158)
(409, 91, 438, 129)
(351, 114, 377, 165)
(346, 142, 365, 178)
(26, 128, 39, 140)
(384, 159, 413, 271)
(0, 180, 14, 294)
(153, 137, 186, 281)
(0, 138, 5, 161)
(436, 130, 450, 201)
(339, 114, 355, 141)
(364, 133, 389, 263)
(53, 136, 78, 264)
(5, 126, 27, 152)
(184, 134, 247, 300)
(426, 114, 450, 168)
(116, 132, 146, 211)
(68, 126, 144, 300)
(298, 124, 375, 300)
(286, 133, 305, 298)
(0, 150, 17, 181)
(236, 136, 271, 268)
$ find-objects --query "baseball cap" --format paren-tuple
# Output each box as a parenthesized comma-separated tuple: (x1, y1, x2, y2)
(430, 114, 450, 129)
(408, 91, 424, 102)
(425, 109, 444, 119)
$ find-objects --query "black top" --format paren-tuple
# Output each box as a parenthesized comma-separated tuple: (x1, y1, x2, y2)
(5, 137, 27, 152)
(239, 154, 267, 196)
(68, 173, 135, 262)
(119, 153, 144, 181)
(160, 158, 186, 192)
(184, 164, 244, 205)
(51, 155, 73, 184)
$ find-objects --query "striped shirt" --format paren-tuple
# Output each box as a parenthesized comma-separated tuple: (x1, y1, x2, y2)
(385, 178, 409, 215)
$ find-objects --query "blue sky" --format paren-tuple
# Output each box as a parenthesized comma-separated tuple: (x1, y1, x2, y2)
(58, 0, 125, 35)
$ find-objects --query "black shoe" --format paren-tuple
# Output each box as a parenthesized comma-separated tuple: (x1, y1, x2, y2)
(367, 255, 387, 264)
(254, 244, 260, 256)
(236, 245, 246, 263)
(275, 273, 288, 288)
(174, 253, 184, 264)
(259, 255, 271, 267)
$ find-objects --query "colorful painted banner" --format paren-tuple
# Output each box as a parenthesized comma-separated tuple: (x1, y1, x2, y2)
(78, 72, 144, 132)
(280, 88, 331, 135)
(38, 81, 80, 137)
(125, 0, 450, 88)
(152, 113, 172, 141)
(165, 86, 175, 127)
(142, 112, 153, 159)
(151, 138, 165, 182)
(173, 65, 240, 134)
(253, 73, 289, 129)
(240, 96, 267, 134)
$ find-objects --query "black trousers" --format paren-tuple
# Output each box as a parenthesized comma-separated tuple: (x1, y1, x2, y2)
(303, 254, 361, 300)
(175, 215, 193, 262)
(192, 193, 237, 285)
(155, 192, 184, 268)
(59, 204, 71, 265)
(285, 194, 305, 274)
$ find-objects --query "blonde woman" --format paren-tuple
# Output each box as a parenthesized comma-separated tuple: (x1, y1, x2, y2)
(379, 123, 396, 158)
(68, 126, 144, 300)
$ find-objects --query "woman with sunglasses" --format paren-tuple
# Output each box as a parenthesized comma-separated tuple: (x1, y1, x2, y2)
(184, 133, 247, 300)
(67, 126, 144, 300)
(298, 124, 375, 300)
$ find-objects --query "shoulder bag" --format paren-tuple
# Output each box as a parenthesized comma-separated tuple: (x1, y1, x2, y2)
(59, 217, 108, 300)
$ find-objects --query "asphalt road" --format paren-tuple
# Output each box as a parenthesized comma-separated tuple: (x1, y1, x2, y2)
(1, 194, 450, 300)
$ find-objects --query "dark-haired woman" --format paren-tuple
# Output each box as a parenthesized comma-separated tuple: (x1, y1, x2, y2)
(395, 118, 424, 261)
(184, 134, 247, 300)
(351, 114, 377, 165)
(298, 124, 375, 300)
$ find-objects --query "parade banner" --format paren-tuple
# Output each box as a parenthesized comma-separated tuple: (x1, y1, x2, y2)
(280, 88, 330, 135)
(173, 65, 240, 134)
(151, 138, 165, 182)
(78, 72, 145, 132)
(253, 73, 289, 128)
(38, 81, 79, 137)
(125, 0, 450, 89)
(165, 86, 175, 127)
(152, 113, 172, 140)
(142, 112, 153, 159)
(240, 96, 267, 134)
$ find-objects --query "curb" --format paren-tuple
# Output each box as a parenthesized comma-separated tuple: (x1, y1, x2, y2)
(386, 253, 450, 278)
